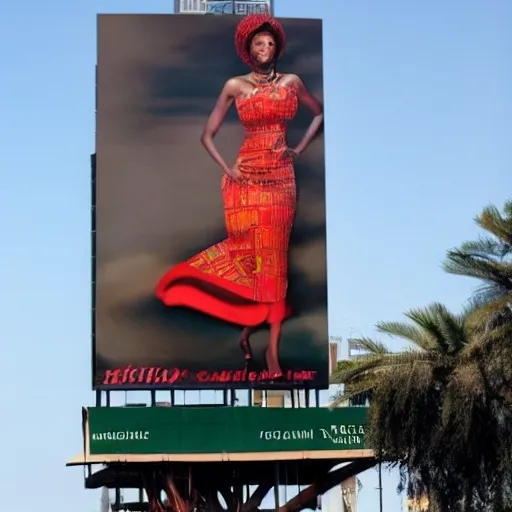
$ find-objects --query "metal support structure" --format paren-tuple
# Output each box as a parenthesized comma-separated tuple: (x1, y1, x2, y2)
(87, 385, 342, 512)
(274, 462, 280, 511)
(92, 385, 324, 409)
(85, 457, 376, 512)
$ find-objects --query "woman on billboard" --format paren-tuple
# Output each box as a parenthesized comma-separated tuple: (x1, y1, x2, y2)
(155, 11, 323, 380)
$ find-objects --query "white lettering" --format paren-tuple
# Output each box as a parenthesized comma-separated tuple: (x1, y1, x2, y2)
(260, 429, 314, 441)
(259, 424, 364, 445)
(317, 425, 365, 445)
(91, 430, 150, 442)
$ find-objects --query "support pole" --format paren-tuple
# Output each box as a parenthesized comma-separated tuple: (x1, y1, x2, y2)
(274, 462, 280, 511)
(378, 461, 383, 512)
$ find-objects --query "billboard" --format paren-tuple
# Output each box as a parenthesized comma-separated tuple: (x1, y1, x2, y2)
(94, 14, 327, 390)
(85, 407, 368, 455)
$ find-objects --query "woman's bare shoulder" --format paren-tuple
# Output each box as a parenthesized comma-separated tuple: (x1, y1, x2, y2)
(279, 73, 303, 88)
(222, 75, 251, 95)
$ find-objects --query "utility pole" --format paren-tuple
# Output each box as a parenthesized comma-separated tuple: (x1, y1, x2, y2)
(376, 461, 383, 512)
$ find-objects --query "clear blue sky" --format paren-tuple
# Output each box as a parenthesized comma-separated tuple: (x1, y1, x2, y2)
(1, 0, 510, 511)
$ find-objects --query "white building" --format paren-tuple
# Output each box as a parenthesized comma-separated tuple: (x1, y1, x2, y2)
(174, 0, 273, 15)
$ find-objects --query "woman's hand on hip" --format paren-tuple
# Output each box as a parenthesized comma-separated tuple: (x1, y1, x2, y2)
(225, 163, 242, 180)
(282, 147, 300, 160)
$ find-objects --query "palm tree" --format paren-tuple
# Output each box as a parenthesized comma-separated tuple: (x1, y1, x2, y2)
(443, 199, 512, 328)
(443, 200, 512, 506)
(330, 303, 511, 510)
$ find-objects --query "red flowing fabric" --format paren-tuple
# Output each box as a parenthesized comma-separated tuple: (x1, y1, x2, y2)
(155, 83, 298, 326)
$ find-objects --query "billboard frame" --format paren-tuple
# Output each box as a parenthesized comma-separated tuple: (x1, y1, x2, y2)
(92, 13, 327, 392)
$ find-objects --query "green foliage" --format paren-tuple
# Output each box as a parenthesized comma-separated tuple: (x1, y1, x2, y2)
(443, 199, 512, 327)
(330, 199, 512, 511)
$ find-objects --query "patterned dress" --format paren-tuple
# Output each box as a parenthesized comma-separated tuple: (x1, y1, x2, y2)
(155, 81, 298, 326)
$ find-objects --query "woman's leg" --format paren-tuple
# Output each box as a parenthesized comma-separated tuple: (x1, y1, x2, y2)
(239, 326, 253, 360)
(266, 321, 283, 377)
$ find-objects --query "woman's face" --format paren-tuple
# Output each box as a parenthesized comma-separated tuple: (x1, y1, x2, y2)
(249, 31, 277, 67)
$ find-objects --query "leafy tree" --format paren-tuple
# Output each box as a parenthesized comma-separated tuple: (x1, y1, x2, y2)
(443, 200, 512, 510)
(330, 303, 511, 510)
(443, 199, 512, 329)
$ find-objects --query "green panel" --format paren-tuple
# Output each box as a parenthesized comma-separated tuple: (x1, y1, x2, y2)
(87, 406, 368, 455)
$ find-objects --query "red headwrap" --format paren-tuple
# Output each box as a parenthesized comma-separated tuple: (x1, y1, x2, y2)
(234, 11, 286, 68)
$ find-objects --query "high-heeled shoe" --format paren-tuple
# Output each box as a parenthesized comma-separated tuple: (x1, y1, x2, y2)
(265, 349, 283, 380)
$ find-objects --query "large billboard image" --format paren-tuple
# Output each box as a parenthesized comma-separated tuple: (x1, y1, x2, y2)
(94, 13, 327, 390)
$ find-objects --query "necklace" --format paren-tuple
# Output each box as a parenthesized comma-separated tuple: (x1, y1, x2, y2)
(250, 70, 278, 85)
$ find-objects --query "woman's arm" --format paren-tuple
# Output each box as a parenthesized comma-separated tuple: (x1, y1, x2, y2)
(288, 74, 324, 155)
(200, 78, 239, 176)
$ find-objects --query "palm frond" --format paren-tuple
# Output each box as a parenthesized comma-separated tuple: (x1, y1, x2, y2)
(376, 321, 435, 351)
(402, 304, 452, 353)
(330, 378, 374, 407)
(475, 204, 512, 246)
(465, 295, 512, 331)
(470, 282, 509, 306)
(443, 251, 512, 290)
(458, 237, 508, 260)
(330, 350, 443, 387)
(460, 296, 485, 319)
(463, 312, 512, 359)
(431, 304, 469, 354)
(330, 350, 443, 408)
(348, 336, 391, 355)
(330, 354, 386, 385)
(503, 199, 512, 219)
